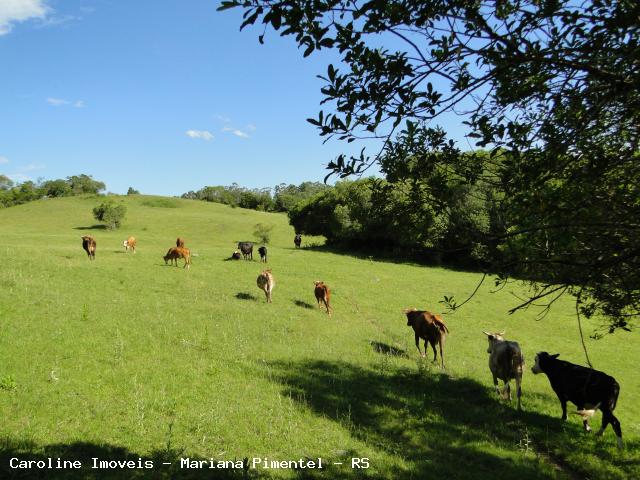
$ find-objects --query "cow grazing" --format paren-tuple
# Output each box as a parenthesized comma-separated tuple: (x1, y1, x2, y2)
(164, 246, 191, 269)
(294, 234, 302, 248)
(176, 237, 185, 248)
(81, 235, 96, 260)
(403, 308, 449, 368)
(313, 281, 331, 315)
(123, 236, 137, 253)
(238, 242, 254, 260)
(231, 250, 241, 260)
(257, 269, 275, 303)
(532, 352, 623, 449)
(258, 246, 267, 263)
(483, 331, 525, 411)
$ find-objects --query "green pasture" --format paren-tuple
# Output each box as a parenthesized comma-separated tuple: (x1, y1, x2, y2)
(0, 195, 638, 479)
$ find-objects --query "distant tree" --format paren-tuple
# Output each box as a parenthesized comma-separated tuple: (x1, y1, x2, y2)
(127, 187, 140, 195)
(41, 179, 72, 198)
(68, 174, 105, 195)
(254, 223, 274, 244)
(0, 175, 13, 191)
(93, 201, 126, 229)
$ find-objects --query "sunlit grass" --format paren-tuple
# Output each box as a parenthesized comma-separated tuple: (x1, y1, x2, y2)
(0, 195, 637, 479)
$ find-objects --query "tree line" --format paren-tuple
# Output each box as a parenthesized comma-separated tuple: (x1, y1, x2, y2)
(0, 174, 106, 208)
(181, 182, 330, 212)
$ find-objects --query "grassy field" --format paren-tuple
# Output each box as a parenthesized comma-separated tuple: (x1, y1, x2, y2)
(0, 195, 638, 479)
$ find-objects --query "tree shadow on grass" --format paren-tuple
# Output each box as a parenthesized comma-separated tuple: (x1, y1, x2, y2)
(74, 225, 108, 231)
(235, 292, 258, 301)
(370, 341, 408, 358)
(262, 359, 586, 480)
(0, 440, 254, 479)
(294, 300, 315, 310)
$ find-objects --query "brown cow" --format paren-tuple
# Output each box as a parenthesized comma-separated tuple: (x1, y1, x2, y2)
(313, 281, 331, 315)
(403, 308, 449, 368)
(81, 235, 96, 260)
(257, 269, 275, 303)
(123, 236, 137, 253)
(176, 237, 185, 248)
(164, 246, 191, 269)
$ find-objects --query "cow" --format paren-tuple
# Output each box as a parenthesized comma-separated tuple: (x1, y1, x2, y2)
(313, 281, 331, 315)
(231, 250, 241, 260)
(123, 236, 137, 253)
(258, 246, 267, 263)
(176, 237, 185, 248)
(403, 308, 449, 368)
(81, 235, 96, 260)
(531, 352, 623, 449)
(483, 331, 525, 411)
(294, 234, 302, 248)
(164, 246, 191, 269)
(238, 241, 253, 260)
(257, 269, 275, 303)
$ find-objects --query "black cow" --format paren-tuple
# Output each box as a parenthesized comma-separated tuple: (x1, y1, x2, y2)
(231, 250, 241, 260)
(258, 246, 267, 263)
(531, 352, 623, 449)
(237, 242, 253, 260)
(294, 234, 302, 248)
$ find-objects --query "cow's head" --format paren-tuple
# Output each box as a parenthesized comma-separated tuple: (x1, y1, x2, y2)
(483, 331, 505, 353)
(403, 308, 417, 326)
(531, 352, 559, 374)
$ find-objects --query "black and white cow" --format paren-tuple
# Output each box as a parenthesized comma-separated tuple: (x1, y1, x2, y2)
(531, 352, 623, 449)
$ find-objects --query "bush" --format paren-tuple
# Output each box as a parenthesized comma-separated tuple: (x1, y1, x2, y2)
(253, 223, 274, 244)
(93, 201, 127, 229)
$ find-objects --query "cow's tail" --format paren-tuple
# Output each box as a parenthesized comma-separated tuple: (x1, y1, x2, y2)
(609, 381, 620, 412)
(434, 315, 449, 334)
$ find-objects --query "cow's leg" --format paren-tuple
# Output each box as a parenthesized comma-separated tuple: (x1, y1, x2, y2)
(438, 337, 444, 370)
(560, 398, 568, 421)
(429, 339, 438, 363)
(597, 410, 623, 449)
(504, 381, 511, 401)
(515, 375, 522, 411)
(415, 334, 424, 357)
(492, 374, 500, 397)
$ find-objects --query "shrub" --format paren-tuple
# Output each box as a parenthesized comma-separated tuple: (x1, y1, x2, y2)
(93, 201, 127, 229)
(253, 223, 274, 244)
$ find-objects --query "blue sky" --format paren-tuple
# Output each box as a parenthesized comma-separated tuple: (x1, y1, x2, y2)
(0, 0, 469, 196)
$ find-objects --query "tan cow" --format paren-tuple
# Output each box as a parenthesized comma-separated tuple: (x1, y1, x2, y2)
(257, 269, 275, 303)
(483, 331, 525, 411)
(313, 281, 331, 315)
(403, 308, 449, 368)
(164, 246, 191, 269)
(123, 236, 137, 253)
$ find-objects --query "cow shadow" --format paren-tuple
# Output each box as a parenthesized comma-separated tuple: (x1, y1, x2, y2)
(293, 300, 315, 310)
(73, 225, 108, 230)
(0, 440, 251, 479)
(370, 341, 408, 358)
(235, 292, 258, 301)
(261, 359, 588, 479)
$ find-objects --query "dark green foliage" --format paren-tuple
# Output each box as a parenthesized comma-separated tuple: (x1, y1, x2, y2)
(92, 201, 126, 230)
(127, 187, 140, 195)
(222, 0, 640, 333)
(67, 174, 105, 195)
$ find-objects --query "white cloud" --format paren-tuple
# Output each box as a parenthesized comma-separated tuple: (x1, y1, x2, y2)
(186, 129, 214, 141)
(0, 0, 49, 36)
(0, 156, 9, 165)
(222, 126, 250, 138)
(6, 173, 31, 182)
(46, 97, 85, 107)
(22, 162, 45, 172)
(215, 114, 231, 123)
